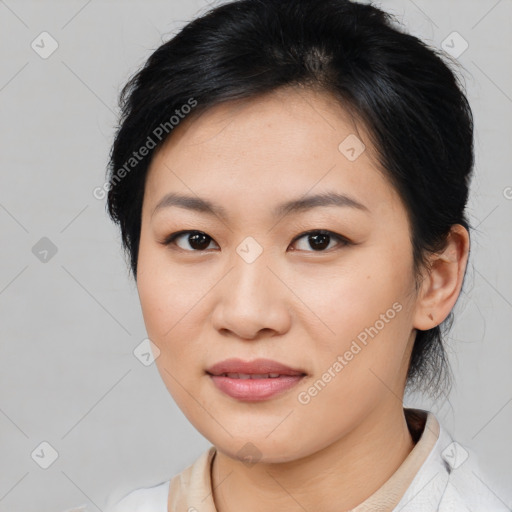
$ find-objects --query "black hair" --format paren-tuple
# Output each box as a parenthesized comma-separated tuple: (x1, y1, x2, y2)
(106, 0, 474, 397)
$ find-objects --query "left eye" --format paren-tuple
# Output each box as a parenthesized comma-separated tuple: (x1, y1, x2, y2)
(290, 230, 350, 252)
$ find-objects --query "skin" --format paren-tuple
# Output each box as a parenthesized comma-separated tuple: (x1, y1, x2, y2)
(136, 86, 469, 512)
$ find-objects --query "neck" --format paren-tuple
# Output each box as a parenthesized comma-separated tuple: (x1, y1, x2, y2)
(211, 403, 415, 512)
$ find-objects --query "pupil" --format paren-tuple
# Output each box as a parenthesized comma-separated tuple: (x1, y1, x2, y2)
(310, 233, 329, 250)
(190, 232, 210, 250)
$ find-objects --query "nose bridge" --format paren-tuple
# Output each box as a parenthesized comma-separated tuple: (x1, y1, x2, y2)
(230, 236, 274, 300)
(211, 236, 290, 337)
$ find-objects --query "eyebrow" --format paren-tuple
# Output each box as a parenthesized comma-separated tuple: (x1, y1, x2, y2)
(151, 191, 370, 221)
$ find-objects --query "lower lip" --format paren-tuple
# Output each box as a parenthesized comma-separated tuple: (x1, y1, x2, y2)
(208, 374, 305, 401)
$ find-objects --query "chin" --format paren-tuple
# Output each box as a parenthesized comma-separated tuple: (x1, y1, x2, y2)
(209, 432, 309, 465)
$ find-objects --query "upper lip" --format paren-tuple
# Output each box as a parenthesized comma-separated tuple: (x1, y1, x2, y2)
(206, 358, 307, 376)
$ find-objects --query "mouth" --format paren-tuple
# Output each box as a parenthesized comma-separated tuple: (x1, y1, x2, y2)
(208, 372, 302, 379)
(206, 358, 307, 401)
(205, 357, 307, 377)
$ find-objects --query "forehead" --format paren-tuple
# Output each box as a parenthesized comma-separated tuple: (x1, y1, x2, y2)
(143, 87, 399, 218)
(155, 87, 368, 156)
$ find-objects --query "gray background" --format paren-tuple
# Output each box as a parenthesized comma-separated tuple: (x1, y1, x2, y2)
(0, 0, 511, 510)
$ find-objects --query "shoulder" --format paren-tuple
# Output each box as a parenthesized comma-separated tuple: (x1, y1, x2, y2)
(397, 411, 511, 511)
(105, 480, 170, 512)
(104, 446, 216, 512)
(438, 436, 511, 511)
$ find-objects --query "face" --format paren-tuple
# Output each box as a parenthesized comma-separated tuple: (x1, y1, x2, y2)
(136, 87, 419, 463)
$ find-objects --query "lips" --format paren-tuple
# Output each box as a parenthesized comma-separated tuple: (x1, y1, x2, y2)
(206, 358, 307, 377)
(217, 373, 282, 379)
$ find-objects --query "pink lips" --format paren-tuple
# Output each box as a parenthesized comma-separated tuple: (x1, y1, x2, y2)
(206, 358, 307, 402)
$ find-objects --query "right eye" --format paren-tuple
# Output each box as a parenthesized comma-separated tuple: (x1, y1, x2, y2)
(160, 230, 220, 252)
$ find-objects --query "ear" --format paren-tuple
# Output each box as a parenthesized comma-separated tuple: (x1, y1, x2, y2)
(413, 224, 470, 331)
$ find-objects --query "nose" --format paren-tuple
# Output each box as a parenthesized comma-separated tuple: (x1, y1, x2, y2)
(211, 250, 292, 340)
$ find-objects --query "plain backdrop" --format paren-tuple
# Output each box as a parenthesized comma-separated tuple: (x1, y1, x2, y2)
(0, 0, 511, 510)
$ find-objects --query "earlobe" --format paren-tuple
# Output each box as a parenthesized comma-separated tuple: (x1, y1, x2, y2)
(413, 224, 470, 331)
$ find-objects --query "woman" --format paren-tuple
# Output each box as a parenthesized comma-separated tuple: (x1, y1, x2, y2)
(104, 0, 510, 510)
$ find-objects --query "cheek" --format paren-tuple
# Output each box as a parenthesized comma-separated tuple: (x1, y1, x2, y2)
(291, 258, 412, 343)
(137, 277, 201, 369)
(136, 256, 209, 418)
(137, 236, 193, 337)
(289, 246, 416, 394)
(136, 244, 188, 377)
(136, 238, 217, 380)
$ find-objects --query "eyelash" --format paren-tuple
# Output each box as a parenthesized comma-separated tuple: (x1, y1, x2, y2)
(159, 229, 352, 253)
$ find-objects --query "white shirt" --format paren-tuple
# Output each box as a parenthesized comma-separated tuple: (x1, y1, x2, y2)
(103, 408, 511, 512)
